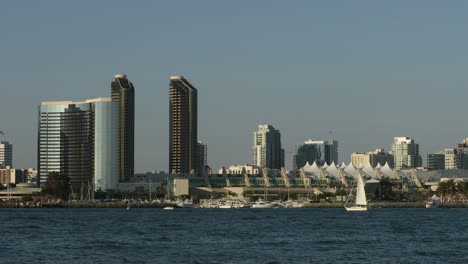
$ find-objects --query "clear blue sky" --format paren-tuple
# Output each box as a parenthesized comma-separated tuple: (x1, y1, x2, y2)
(1, 1, 468, 172)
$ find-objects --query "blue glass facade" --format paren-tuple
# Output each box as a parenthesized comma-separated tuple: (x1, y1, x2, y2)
(94, 101, 119, 190)
(38, 99, 119, 193)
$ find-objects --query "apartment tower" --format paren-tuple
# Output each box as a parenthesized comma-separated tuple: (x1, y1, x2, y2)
(169, 76, 198, 174)
(0, 141, 12, 169)
(111, 74, 135, 181)
(391, 137, 422, 170)
(252, 124, 285, 170)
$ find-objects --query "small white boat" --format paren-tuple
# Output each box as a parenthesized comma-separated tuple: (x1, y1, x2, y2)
(345, 169, 368, 212)
(426, 194, 439, 208)
(251, 199, 276, 208)
(163, 206, 174, 210)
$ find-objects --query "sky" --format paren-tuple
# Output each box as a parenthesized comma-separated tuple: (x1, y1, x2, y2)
(1, 1, 468, 172)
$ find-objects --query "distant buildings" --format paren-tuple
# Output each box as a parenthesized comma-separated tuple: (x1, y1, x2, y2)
(252, 124, 284, 170)
(351, 149, 394, 168)
(426, 139, 468, 170)
(37, 98, 119, 192)
(111, 74, 135, 181)
(0, 141, 12, 169)
(391, 137, 422, 170)
(427, 153, 445, 170)
(0, 166, 27, 185)
(293, 140, 338, 169)
(169, 76, 198, 174)
(196, 141, 207, 174)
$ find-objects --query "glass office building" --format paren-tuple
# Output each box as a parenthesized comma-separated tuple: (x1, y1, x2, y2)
(293, 140, 338, 169)
(38, 98, 119, 193)
(0, 141, 12, 169)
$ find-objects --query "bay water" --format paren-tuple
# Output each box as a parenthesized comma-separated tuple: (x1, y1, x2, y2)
(1, 208, 467, 263)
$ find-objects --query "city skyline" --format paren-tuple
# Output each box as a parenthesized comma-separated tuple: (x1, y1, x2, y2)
(2, 1, 468, 172)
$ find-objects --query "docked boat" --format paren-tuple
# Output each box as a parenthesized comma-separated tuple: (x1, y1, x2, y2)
(251, 199, 276, 208)
(177, 198, 194, 208)
(425, 201, 436, 208)
(344, 169, 368, 212)
(425, 194, 439, 208)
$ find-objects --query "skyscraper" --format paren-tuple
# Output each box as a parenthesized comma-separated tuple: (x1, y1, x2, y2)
(0, 141, 12, 169)
(111, 74, 135, 181)
(196, 140, 207, 174)
(427, 153, 445, 170)
(38, 98, 119, 192)
(391, 137, 422, 170)
(293, 140, 339, 169)
(252, 124, 284, 170)
(169, 76, 198, 174)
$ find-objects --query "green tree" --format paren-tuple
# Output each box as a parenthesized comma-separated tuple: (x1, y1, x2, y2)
(95, 188, 106, 199)
(22, 194, 33, 202)
(41, 171, 70, 200)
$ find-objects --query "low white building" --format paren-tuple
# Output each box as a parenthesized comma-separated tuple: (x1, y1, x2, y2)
(218, 164, 262, 174)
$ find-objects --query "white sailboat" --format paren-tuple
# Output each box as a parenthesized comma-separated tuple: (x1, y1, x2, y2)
(344, 169, 368, 212)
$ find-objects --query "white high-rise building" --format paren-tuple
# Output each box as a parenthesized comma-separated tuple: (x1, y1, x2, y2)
(252, 124, 284, 169)
(444, 148, 460, 170)
(0, 141, 12, 169)
(391, 137, 422, 170)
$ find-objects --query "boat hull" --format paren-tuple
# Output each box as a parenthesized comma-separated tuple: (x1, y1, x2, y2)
(345, 206, 368, 212)
(251, 203, 275, 208)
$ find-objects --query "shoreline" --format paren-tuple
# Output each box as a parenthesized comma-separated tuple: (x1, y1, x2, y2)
(1, 201, 468, 209)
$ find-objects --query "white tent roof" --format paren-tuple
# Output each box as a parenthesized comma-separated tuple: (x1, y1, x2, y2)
(322, 162, 329, 169)
(375, 163, 383, 170)
(303, 161, 312, 170)
(380, 162, 394, 177)
(303, 161, 321, 177)
(344, 162, 358, 178)
(361, 163, 376, 178)
(339, 162, 347, 169)
(325, 162, 339, 178)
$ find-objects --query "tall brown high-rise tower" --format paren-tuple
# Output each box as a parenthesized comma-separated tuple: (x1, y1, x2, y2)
(111, 74, 135, 181)
(169, 76, 197, 174)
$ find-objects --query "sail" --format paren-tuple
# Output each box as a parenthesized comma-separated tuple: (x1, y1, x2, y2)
(355, 171, 367, 206)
